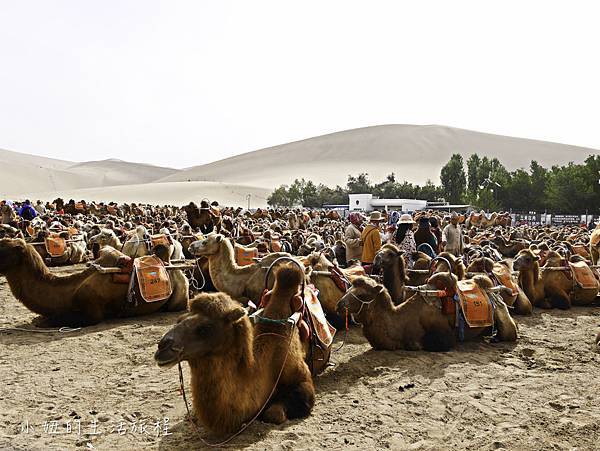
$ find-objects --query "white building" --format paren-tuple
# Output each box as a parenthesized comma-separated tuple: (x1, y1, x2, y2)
(349, 193, 428, 212)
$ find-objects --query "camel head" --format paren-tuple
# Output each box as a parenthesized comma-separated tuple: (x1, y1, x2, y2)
(372, 244, 407, 282)
(0, 238, 28, 274)
(188, 234, 226, 257)
(513, 249, 539, 272)
(154, 292, 247, 368)
(336, 276, 386, 317)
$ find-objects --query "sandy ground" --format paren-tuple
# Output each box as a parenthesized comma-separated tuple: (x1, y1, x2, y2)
(1, 266, 599, 450)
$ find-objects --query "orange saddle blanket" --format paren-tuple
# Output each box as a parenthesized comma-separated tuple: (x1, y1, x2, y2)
(45, 234, 67, 257)
(236, 247, 259, 267)
(150, 233, 171, 248)
(492, 264, 519, 296)
(569, 261, 599, 290)
(133, 255, 172, 303)
(456, 279, 494, 328)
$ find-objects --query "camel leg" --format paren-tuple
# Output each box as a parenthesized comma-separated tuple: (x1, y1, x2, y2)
(513, 289, 533, 315)
(262, 381, 315, 424)
(545, 287, 571, 310)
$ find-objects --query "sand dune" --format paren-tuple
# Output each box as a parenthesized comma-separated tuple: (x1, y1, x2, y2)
(6, 181, 270, 208)
(0, 149, 177, 197)
(158, 125, 599, 188)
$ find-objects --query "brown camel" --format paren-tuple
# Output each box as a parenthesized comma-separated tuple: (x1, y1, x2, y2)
(371, 243, 408, 304)
(154, 263, 315, 435)
(188, 234, 293, 303)
(514, 249, 599, 310)
(466, 256, 533, 315)
(0, 238, 188, 327)
(336, 273, 517, 351)
(590, 223, 600, 265)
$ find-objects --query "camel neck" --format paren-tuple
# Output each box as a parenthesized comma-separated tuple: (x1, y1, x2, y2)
(207, 241, 253, 298)
(518, 266, 541, 302)
(358, 289, 395, 326)
(382, 264, 404, 303)
(188, 326, 280, 434)
(5, 251, 93, 316)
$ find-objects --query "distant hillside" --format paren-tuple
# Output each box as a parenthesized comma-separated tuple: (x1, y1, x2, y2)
(0, 149, 178, 197)
(157, 125, 599, 188)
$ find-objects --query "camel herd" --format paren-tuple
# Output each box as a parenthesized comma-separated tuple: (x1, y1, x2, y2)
(1, 199, 600, 438)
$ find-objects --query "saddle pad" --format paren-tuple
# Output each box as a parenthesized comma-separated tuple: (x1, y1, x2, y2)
(569, 261, 599, 290)
(456, 279, 494, 328)
(492, 264, 519, 296)
(75, 202, 85, 211)
(45, 235, 67, 257)
(26, 225, 35, 237)
(150, 234, 171, 248)
(235, 247, 259, 266)
(68, 227, 79, 236)
(107, 205, 117, 215)
(329, 266, 350, 293)
(133, 255, 172, 303)
(271, 240, 282, 252)
(571, 245, 589, 257)
(304, 286, 336, 348)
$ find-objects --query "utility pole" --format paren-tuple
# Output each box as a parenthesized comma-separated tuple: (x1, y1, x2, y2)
(246, 194, 251, 210)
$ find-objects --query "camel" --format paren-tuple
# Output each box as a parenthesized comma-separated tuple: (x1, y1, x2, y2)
(154, 263, 315, 435)
(514, 249, 599, 309)
(336, 273, 517, 351)
(88, 228, 122, 258)
(590, 223, 600, 265)
(492, 235, 527, 258)
(31, 231, 88, 266)
(466, 256, 533, 315)
(183, 201, 222, 234)
(371, 244, 408, 304)
(188, 234, 293, 303)
(122, 225, 150, 258)
(0, 238, 188, 326)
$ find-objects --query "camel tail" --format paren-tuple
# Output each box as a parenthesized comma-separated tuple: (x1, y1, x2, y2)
(422, 329, 455, 352)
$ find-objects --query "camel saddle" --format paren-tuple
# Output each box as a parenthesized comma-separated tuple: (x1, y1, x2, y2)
(107, 205, 117, 215)
(130, 255, 172, 303)
(491, 264, 519, 298)
(150, 233, 171, 248)
(303, 285, 336, 376)
(112, 255, 134, 284)
(455, 279, 494, 328)
(26, 225, 35, 237)
(44, 234, 67, 257)
(569, 261, 599, 290)
(236, 247, 259, 267)
(68, 227, 79, 236)
(270, 239, 282, 252)
(571, 245, 588, 257)
(75, 202, 85, 211)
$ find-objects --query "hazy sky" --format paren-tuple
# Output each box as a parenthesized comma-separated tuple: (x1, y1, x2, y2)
(1, 1, 599, 169)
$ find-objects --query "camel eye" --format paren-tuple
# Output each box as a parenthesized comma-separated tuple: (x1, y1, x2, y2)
(196, 324, 212, 336)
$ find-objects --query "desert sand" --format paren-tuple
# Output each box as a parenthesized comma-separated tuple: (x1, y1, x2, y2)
(157, 125, 599, 188)
(1, 265, 599, 450)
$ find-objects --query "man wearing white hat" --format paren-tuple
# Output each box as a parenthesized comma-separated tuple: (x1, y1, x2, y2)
(361, 211, 384, 267)
(442, 212, 464, 256)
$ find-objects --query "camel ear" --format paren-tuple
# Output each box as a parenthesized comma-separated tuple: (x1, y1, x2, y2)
(226, 307, 246, 324)
(215, 235, 224, 243)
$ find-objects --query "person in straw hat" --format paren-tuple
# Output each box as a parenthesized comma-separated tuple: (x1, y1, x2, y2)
(394, 213, 417, 257)
(360, 210, 385, 267)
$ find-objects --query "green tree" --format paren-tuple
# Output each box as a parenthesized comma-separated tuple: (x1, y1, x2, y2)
(440, 153, 466, 204)
(346, 173, 372, 193)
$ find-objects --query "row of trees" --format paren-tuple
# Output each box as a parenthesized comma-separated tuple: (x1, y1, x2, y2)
(267, 154, 600, 214)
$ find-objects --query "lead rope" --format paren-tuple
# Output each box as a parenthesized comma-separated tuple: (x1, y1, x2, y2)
(332, 307, 349, 352)
(177, 327, 295, 447)
(0, 326, 81, 333)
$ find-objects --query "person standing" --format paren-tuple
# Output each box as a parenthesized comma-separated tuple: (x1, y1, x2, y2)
(429, 216, 443, 254)
(414, 216, 438, 255)
(345, 212, 365, 262)
(394, 214, 417, 255)
(442, 212, 464, 256)
(34, 200, 46, 215)
(18, 200, 37, 221)
(361, 211, 384, 267)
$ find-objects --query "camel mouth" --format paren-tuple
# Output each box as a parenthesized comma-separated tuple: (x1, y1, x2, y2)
(154, 347, 182, 368)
